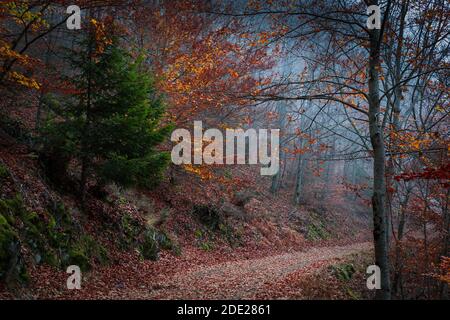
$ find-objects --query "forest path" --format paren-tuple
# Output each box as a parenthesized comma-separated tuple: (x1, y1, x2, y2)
(138, 242, 371, 299)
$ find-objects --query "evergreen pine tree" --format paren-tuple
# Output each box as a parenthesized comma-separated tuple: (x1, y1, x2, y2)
(41, 31, 171, 202)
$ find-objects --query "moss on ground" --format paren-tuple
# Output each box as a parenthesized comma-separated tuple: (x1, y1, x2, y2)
(331, 263, 356, 281)
(0, 196, 29, 284)
(0, 194, 111, 284)
(0, 172, 176, 288)
(0, 164, 9, 180)
(119, 213, 144, 249)
(68, 235, 109, 271)
(219, 223, 243, 248)
(0, 213, 19, 280)
(306, 213, 330, 240)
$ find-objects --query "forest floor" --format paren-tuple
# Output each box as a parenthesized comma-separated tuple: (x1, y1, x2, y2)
(5, 241, 372, 299)
(106, 242, 372, 299)
(0, 124, 373, 299)
(145, 242, 371, 299)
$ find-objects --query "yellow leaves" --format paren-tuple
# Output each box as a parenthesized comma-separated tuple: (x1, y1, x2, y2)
(435, 105, 445, 113)
(183, 164, 213, 180)
(4, 1, 48, 31)
(410, 139, 421, 151)
(0, 41, 34, 67)
(218, 124, 232, 130)
(391, 130, 444, 156)
(0, 2, 46, 90)
(90, 19, 113, 55)
(138, 2, 274, 124)
(0, 42, 22, 60)
(0, 40, 40, 90)
(7, 71, 40, 90)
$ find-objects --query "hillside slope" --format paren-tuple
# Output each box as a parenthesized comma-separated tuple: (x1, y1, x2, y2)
(0, 124, 370, 299)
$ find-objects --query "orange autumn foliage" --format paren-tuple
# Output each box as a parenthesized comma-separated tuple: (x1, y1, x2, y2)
(130, 1, 276, 125)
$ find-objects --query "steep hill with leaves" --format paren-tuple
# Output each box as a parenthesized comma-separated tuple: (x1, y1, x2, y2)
(0, 119, 370, 298)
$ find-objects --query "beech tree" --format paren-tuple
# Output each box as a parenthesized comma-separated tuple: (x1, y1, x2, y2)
(212, 0, 448, 299)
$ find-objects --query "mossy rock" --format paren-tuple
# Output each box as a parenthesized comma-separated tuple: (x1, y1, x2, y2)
(17, 199, 74, 268)
(0, 194, 110, 286)
(0, 196, 65, 258)
(45, 202, 73, 253)
(0, 214, 19, 280)
(0, 164, 9, 180)
(0, 197, 27, 285)
(67, 247, 90, 272)
(41, 250, 59, 267)
(0, 116, 33, 144)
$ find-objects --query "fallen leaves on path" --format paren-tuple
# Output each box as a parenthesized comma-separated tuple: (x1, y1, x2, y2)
(131, 242, 371, 299)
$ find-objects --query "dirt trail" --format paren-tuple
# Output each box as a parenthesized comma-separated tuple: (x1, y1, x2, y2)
(134, 242, 371, 299)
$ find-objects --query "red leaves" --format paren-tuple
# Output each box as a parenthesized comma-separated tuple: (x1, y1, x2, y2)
(433, 256, 450, 285)
(394, 162, 450, 184)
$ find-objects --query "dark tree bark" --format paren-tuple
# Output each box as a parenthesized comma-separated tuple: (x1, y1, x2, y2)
(368, 1, 391, 298)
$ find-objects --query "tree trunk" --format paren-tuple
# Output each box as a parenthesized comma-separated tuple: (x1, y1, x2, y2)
(271, 103, 287, 194)
(392, 190, 410, 297)
(294, 139, 305, 205)
(368, 14, 391, 299)
(80, 17, 94, 207)
(80, 158, 88, 205)
(440, 189, 449, 299)
(389, 2, 408, 296)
